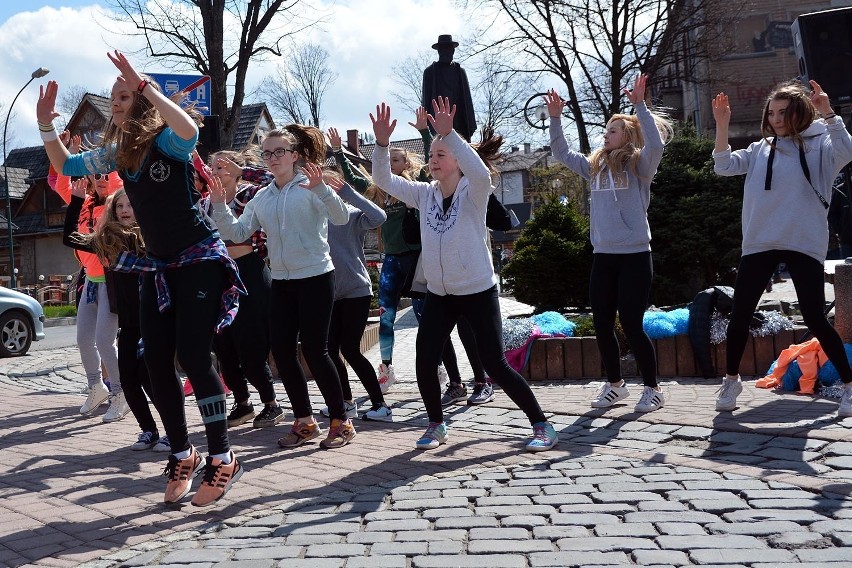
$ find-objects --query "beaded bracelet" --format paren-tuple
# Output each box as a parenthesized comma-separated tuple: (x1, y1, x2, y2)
(37, 121, 55, 132)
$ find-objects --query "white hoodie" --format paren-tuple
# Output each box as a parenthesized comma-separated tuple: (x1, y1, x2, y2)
(371, 130, 497, 296)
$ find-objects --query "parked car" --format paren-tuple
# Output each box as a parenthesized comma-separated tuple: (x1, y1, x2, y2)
(0, 287, 45, 356)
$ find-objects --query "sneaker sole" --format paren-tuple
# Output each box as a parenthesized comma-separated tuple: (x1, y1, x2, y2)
(278, 430, 323, 448)
(415, 438, 447, 450)
(441, 396, 468, 407)
(191, 461, 244, 507)
(80, 394, 110, 415)
(253, 414, 285, 428)
(227, 412, 256, 427)
(468, 394, 495, 405)
(361, 412, 393, 422)
(103, 409, 131, 423)
(526, 439, 558, 452)
(320, 430, 357, 449)
(590, 396, 628, 408)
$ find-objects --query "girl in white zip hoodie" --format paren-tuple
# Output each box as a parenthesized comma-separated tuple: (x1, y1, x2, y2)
(712, 80, 852, 418)
(370, 98, 558, 452)
(211, 125, 357, 450)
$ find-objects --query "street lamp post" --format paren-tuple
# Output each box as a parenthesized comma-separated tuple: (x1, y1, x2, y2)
(3, 67, 49, 288)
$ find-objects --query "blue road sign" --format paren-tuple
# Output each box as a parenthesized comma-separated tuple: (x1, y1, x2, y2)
(147, 73, 211, 115)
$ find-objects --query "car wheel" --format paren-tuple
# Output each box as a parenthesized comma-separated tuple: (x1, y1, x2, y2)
(0, 310, 33, 357)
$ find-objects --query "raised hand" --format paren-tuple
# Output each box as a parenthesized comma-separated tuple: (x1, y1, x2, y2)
(107, 51, 144, 93)
(70, 177, 89, 199)
(624, 74, 647, 105)
(207, 172, 226, 203)
(37, 81, 61, 125)
(299, 162, 324, 190)
(213, 155, 242, 179)
(408, 106, 428, 130)
(328, 127, 342, 149)
(712, 93, 731, 125)
(543, 89, 565, 118)
(428, 97, 456, 137)
(370, 103, 397, 147)
(809, 80, 833, 116)
(325, 176, 345, 193)
(69, 135, 82, 154)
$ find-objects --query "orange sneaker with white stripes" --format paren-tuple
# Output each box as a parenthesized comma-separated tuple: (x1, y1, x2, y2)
(162, 446, 203, 504)
(191, 452, 243, 507)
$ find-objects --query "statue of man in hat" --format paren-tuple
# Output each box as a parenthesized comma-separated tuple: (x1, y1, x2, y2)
(422, 34, 477, 141)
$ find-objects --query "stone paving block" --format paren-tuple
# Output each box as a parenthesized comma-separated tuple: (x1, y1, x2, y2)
(346, 532, 393, 544)
(475, 505, 556, 516)
(769, 531, 830, 547)
(689, 548, 796, 564)
(654, 522, 708, 535)
(364, 519, 431, 532)
(275, 522, 362, 536)
(667, 490, 740, 500)
(542, 484, 597, 495)
(501, 515, 550, 528)
(467, 539, 554, 553)
(750, 498, 847, 510)
(551, 513, 620, 526)
(624, 511, 721, 524)
(831, 532, 852, 546)
(363, 511, 419, 522)
(532, 525, 591, 539)
(489, 486, 542, 496)
(825, 441, 852, 455)
(706, 520, 805, 535)
(469, 527, 530, 540)
(672, 426, 714, 439)
(681, 479, 768, 491)
(756, 447, 821, 462)
(591, 491, 663, 503)
(632, 548, 690, 565)
(657, 534, 767, 550)
(370, 541, 428, 555)
(213, 560, 276, 568)
(232, 546, 304, 560)
(637, 501, 688, 511)
(304, 543, 366, 557)
(618, 431, 673, 443)
(529, 551, 630, 566)
(393, 497, 469, 510)
(412, 554, 528, 567)
(690, 498, 750, 512)
(555, 536, 658, 551)
(390, 489, 442, 501)
(441, 488, 487, 499)
(474, 471, 512, 481)
(723, 509, 830, 523)
(427, 540, 465, 555)
(708, 431, 773, 444)
(216, 527, 275, 539)
(533, 494, 594, 506)
(825, 455, 852, 469)
(642, 472, 721, 482)
(394, 530, 467, 542)
(475, 496, 533, 506)
(558, 503, 636, 514)
(594, 523, 658, 537)
(506, 477, 574, 487)
(273, 559, 344, 568)
(345, 556, 407, 568)
(596, 482, 681, 493)
(408, 481, 462, 491)
(740, 489, 819, 500)
(570, 474, 644, 485)
(421, 508, 473, 519)
(161, 549, 230, 564)
(809, 519, 852, 534)
(434, 517, 499, 529)
(761, 460, 832, 474)
(608, 440, 663, 452)
(512, 469, 563, 479)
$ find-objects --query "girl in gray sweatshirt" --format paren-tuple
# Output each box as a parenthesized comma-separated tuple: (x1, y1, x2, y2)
(546, 74, 673, 414)
(712, 80, 852, 418)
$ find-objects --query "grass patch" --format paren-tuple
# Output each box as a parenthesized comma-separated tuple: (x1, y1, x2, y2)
(43, 305, 77, 318)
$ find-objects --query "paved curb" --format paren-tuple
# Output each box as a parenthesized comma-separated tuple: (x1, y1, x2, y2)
(43, 316, 76, 327)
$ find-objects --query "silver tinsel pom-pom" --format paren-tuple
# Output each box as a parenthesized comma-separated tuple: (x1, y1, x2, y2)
(820, 384, 845, 400)
(709, 310, 794, 344)
(502, 317, 536, 351)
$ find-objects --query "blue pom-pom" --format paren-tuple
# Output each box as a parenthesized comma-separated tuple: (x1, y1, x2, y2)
(643, 308, 690, 339)
(531, 311, 576, 337)
(816, 343, 852, 386)
(780, 360, 803, 391)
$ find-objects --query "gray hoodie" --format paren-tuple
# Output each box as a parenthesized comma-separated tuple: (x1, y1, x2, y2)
(713, 118, 852, 262)
(549, 102, 665, 254)
(328, 183, 387, 300)
(372, 131, 497, 296)
(211, 173, 349, 280)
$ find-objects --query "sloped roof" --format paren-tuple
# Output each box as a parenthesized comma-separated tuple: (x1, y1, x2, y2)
(5, 146, 49, 182)
(6, 212, 54, 236)
(0, 214, 18, 231)
(359, 137, 426, 162)
(78, 93, 111, 121)
(231, 103, 270, 149)
(0, 167, 32, 199)
(497, 148, 550, 173)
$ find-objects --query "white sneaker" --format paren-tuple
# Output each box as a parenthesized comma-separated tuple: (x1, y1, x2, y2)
(80, 382, 110, 415)
(102, 391, 131, 422)
(715, 376, 743, 411)
(152, 436, 171, 453)
(590, 381, 630, 408)
(635, 386, 667, 412)
(437, 365, 449, 387)
(320, 401, 358, 419)
(130, 431, 158, 451)
(839, 384, 852, 418)
(377, 364, 397, 394)
(363, 404, 393, 422)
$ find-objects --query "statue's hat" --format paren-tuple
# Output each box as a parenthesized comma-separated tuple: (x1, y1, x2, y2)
(432, 34, 459, 49)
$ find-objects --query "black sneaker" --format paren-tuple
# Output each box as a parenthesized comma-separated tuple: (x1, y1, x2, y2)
(253, 404, 284, 428)
(440, 383, 468, 407)
(467, 382, 495, 405)
(227, 402, 256, 427)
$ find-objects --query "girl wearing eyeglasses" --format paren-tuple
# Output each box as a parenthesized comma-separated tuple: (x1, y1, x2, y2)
(210, 126, 356, 450)
(38, 52, 244, 507)
(49, 133, 125, 422)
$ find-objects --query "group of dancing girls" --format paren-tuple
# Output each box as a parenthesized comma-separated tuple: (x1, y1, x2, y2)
(36, 48, 852, 508)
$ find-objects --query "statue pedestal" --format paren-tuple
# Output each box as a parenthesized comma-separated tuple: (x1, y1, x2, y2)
(834, 262, 852, 343)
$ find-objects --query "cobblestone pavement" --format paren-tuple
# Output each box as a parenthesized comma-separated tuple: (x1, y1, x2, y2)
(2, 297, 852, 567)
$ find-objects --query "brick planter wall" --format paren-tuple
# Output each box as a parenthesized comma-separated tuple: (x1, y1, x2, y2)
(523, 325, 810, 380)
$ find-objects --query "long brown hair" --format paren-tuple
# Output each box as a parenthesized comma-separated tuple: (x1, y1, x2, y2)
(71, 189, 145, 265)
(102, 76, 204, 174)
(761, 80, 818, 147)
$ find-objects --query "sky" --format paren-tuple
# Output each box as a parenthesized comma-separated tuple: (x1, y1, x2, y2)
(0, 0, 491, 153)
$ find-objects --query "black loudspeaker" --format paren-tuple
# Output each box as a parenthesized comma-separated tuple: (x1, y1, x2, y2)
(793, 7, 852, 104)
(196, 115, 221, 160)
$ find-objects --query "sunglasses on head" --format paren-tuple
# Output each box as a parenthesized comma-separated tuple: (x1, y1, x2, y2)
(92, 173, 109, 181)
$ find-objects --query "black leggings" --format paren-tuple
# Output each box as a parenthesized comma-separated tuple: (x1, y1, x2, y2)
(118, 323, 159, 434)
(140, 261, 229, 455)
(412, 301, 484, 383)
(269, 271, 346, 420)
(329, 295, 384, 407)
(727, 250, 852, 383)
(214, 253, 275, 404)
(416, 285, 546, 425)
(589, 252, 657, 388)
